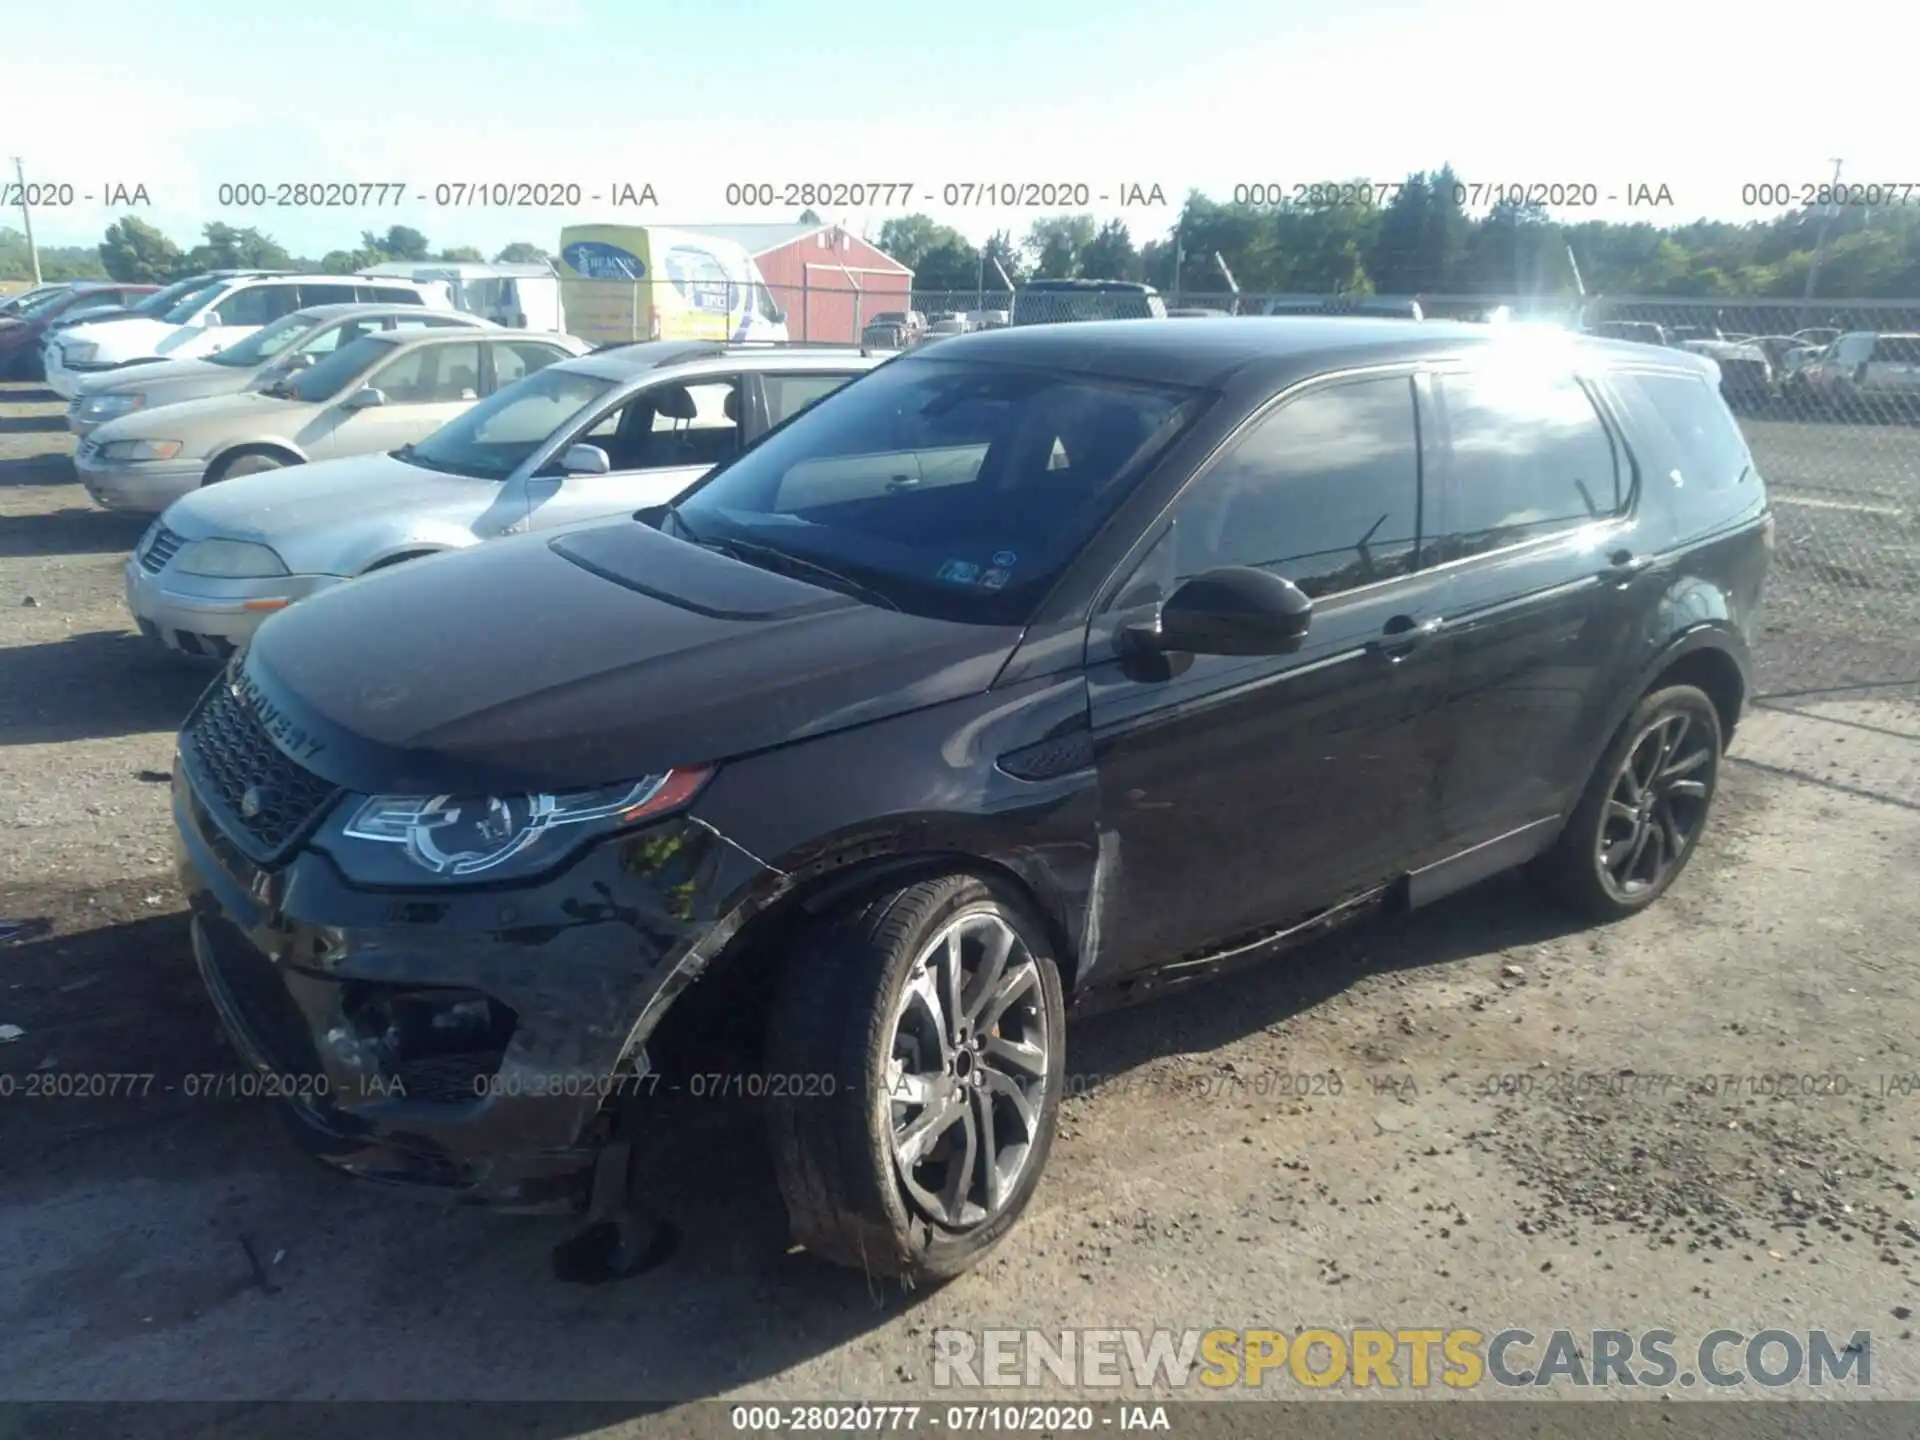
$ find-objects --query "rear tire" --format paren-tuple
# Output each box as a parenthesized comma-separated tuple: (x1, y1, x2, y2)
(1527, 685, 1723, 921)
(765, 872, 1065, 1283)
(206, 451, 288, 484)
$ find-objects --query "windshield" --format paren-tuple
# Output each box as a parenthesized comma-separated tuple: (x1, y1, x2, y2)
(159, 281, 230, 326)
(401, 365, 615, 480)
(207, 310, 314, 368)
(127, 278, 204, 317)
(15, 288, 76, 318)
(280, 334, 396, 403)
(671, 357, 1202, 625)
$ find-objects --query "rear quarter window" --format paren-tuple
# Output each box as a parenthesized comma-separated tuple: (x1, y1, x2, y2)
(1609, 369, 1762, 539)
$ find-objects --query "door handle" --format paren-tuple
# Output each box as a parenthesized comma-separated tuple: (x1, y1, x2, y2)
(1368, 614, 1442, 662)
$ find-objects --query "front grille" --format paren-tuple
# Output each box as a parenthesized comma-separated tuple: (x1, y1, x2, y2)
(181, 677, 340, 857)
(138, 524, 184, 573)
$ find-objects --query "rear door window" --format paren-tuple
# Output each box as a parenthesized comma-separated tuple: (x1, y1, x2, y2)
(1428, 366, 1620, 563)
(1612, 370, 1755, 495)
(763, 371, 859, 427)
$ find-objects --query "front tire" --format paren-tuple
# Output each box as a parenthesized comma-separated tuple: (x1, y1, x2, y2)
(1528, 685, 1723, 920)
(766, 873, 1066, 1282)
(206, 451, 288, 484)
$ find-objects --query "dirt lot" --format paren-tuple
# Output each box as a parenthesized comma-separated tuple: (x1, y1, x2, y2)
(3, 381, 1920, 1430)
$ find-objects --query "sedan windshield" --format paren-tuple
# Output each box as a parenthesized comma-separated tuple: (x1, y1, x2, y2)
(207, 311, 314, 368)
(279, 334, 396, 403)
(159, 282, 230, 326)
(671, 357, 1202, 625)
(400, 366, 615, 479)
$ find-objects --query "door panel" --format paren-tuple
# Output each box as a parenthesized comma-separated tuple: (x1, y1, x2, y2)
(1086, 373, 1453, 977)
(1424, 365, 1644, 845)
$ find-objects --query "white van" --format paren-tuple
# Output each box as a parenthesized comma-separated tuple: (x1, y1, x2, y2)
(45, 273, 449, 398)
(357, 261, 566, 333)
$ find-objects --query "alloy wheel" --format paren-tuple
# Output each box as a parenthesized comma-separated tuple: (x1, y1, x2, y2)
(1594, 709, 1716, 902)
(884, 908, 1051, 1231)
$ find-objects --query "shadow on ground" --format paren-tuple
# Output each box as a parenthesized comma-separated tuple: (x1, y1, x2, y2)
(0, 869, 1587, 1415)
(0, 507, 147, 558)
(0, 630, 213, 745)
(0, 412, 67, 435)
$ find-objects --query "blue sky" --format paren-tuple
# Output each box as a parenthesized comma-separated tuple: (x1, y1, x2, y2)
(4, 0, 1909, 260)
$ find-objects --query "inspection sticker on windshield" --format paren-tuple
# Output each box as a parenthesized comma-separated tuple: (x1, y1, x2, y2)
(936, 559, 982, 584)
(979, 568, 1012, 590)
(992, 550, 1017, 567)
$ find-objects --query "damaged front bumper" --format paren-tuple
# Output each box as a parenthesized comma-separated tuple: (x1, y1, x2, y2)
(172, 758, 775, 1212)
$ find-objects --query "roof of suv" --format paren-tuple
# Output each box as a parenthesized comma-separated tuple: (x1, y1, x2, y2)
(915, 316, 1718, 387)
(283, 302, 492, 325)
(563, 340, 871, 381)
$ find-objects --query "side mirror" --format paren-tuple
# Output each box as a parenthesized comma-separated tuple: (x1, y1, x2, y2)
(561, 442, 611, 476)
(1124, 566, 1314, 657)
(342, 386, 387, 411)
(772, 306, 788, 324)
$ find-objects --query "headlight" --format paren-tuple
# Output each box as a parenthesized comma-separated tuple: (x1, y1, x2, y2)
(82, 392, 145, 418)
(63, 342, 98, 364)
(173, 538, 289, 578)
(327, 766, 714, 885)
(97, 438, 184, 462)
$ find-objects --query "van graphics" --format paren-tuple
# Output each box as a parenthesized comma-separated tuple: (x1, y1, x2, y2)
(560, 241, 646, 281)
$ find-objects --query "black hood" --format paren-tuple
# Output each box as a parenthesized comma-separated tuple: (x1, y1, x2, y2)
(244, 523, 1026, 794)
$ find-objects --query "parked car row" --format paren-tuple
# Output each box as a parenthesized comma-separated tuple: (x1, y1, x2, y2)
(78, 312, 1772, 1284)
(0, 280, 161, 378)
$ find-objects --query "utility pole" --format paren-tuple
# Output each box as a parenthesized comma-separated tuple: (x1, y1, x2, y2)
(11, 157, 41, 286)
(1803, 157, 1844, 303)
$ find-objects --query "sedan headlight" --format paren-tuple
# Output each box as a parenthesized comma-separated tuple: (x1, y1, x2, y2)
(173, 538, 289, 578)
(328, 766, 714, 885)
(97, 438, 184, 462)
(63, 342, 98, 364)
(81, 392, 146, 419)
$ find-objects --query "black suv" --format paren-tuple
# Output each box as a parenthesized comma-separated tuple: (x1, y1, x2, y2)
(171, 319, 1770, 1282)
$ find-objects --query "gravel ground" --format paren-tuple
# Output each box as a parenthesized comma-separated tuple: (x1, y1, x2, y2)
(3, 381, 1920, 1432)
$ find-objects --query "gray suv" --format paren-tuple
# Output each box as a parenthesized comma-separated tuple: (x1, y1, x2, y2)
(67, 303, 497, 437)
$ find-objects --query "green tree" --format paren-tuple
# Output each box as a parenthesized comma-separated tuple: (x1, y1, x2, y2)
(361, 225, 432, 262)
(493, 241, 551, 264)
(437, 246, 486, 262)
(1024, 214, 1097, 278)
(1077, 218, 1142, 281)
(185, 223, 292, 273)
(876, 214, 970, 273)
(98, 216, 184, 282)
(798, 207, 822, 224)
(915, 236, 983, 291)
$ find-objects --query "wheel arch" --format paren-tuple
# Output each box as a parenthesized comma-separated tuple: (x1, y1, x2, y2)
(205, 440, 306, 481)
(630, 841, 1087, 1084)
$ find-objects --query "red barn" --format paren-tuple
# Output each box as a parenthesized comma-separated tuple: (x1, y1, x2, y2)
(701, 223, 912, 343)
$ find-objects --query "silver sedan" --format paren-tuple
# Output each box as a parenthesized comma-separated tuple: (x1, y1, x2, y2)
(124, 341, 879, 659)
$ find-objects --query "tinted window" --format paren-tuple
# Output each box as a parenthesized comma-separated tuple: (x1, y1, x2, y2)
(672, 357, 1200, 625)
(284, 335, 401, 402)
(764, 372, 858, 427)
(297, 283, 359, 308)
(1874, 336, 1920, 365)
(487, 340, 569, 390)
(367, 341, 482, 403)
(361, 286, 425, 305)
(214, 283, 298, 327)
(1168, 377, 1421, 599)
(1615, 370, 1753, 495)
(1431, 366, 1618, 562)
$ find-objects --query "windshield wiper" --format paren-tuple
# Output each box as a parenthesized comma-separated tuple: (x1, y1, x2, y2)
(705, 536, 900, 612)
